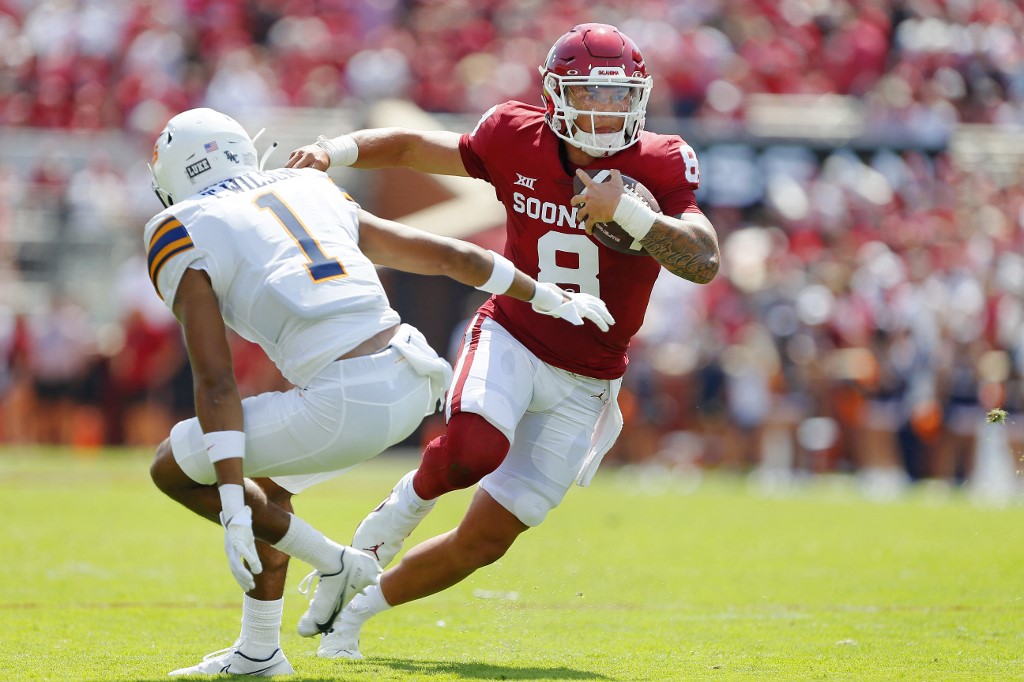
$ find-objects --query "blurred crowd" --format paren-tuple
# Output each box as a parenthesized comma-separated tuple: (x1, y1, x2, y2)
(0, 0, 1022, 496)
(1, 0, 1022, 132)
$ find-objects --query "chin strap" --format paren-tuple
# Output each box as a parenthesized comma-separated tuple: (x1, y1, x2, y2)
(567, 110, 628, 156)
(259, 141, 279, 171)
(249, 126, 280, 171)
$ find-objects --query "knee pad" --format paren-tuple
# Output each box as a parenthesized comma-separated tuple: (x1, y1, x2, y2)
(511, 492, 550, 527)
(480, 473, 553, 527)
(415, 412, 510, 498)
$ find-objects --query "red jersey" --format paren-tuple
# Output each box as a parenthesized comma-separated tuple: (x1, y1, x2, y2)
(459, 101, 703, 379)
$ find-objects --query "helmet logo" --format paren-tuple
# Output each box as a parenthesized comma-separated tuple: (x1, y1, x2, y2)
(204, 141, 219, 153)
(592, 66, 625, 77)
(186, 158, 212, 180)
(225, 150, 239, 163)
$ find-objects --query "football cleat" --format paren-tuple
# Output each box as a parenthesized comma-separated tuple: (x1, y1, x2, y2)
(351, 470, 435, 568)
(296, 547, 380, 637)
(168, 643, 293, 677)
(317, 621, 364, 660)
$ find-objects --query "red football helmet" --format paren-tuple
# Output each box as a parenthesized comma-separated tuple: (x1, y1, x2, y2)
(539, 23, 652, 157)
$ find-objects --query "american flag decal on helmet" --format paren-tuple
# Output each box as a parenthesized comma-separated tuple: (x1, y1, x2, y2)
(204, 141, 219, 152)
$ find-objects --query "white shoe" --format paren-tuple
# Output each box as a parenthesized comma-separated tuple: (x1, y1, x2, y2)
(296, 547, 380, 637)
(352, 470, 435, 567)
(317, 619, 364, 660)
(168, 642, 293, 677)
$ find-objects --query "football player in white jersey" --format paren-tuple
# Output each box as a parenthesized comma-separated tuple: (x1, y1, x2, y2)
(145, 108, 614, 677)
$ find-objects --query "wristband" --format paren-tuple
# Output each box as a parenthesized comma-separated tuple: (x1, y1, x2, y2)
(203, 430, 246, 463)
(218, 483, 245, 520)
(612, 193, 657, 240)
(476, 251, 516, 294)
(315, 134, 359, 167)
(529, 282, 565, 313)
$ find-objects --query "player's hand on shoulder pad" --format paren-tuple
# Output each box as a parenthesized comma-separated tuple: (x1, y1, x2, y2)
(531, 282, 615, 332)
(285, 144, 330, 171)
(220, 506, 263, 591)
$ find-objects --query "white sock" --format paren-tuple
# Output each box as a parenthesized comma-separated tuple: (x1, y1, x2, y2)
(340, 582, 391, 629)
(272, 514, 344, 573)
(239, 595, 282, 657)
(402, 471, 433, 508)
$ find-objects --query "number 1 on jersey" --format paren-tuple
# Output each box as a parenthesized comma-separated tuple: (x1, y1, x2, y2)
(254, 192, 347, 282)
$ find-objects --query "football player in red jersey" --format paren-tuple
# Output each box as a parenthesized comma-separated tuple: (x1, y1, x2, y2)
(287, 23, 720, 659)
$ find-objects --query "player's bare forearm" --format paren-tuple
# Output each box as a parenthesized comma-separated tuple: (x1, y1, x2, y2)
(350, 129, 468, 176)
(288, 129, 467, 175)
(641, 213, 720, 284)
(213, 457, 245, 489)
(359, 211, 541, 302)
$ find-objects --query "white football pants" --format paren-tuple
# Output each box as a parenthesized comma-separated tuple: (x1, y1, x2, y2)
(448, 315, 622, 526)
(170, 325, 450, 494)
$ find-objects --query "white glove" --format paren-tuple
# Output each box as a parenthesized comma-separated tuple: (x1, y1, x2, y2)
(530, 282, 616, 332)
(220, 506, 262, 591)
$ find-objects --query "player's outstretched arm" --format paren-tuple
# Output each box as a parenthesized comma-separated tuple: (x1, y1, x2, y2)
(286, 129, 468, 177)
(358, 210, 614, 331)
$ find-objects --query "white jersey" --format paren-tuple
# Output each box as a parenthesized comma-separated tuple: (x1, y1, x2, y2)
(143, 167, 400, 388)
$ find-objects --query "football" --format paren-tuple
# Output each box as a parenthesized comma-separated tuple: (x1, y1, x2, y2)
(573, 169, 660, 256)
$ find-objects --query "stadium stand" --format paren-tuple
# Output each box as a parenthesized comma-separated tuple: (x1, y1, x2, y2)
(0, 0, 1021, 500)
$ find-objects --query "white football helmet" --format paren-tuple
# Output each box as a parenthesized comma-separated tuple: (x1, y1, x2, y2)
(539, 23, 653, 157)
(150, 108, 258, 207)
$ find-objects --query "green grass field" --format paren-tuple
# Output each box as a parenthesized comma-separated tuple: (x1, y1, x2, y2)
(2, 447, 1022, 681)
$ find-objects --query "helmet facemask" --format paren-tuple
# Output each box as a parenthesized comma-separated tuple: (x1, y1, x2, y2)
(543, 69, 652, 157)
(539, 24, 652, 158)
(149, 130, 175, 208)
